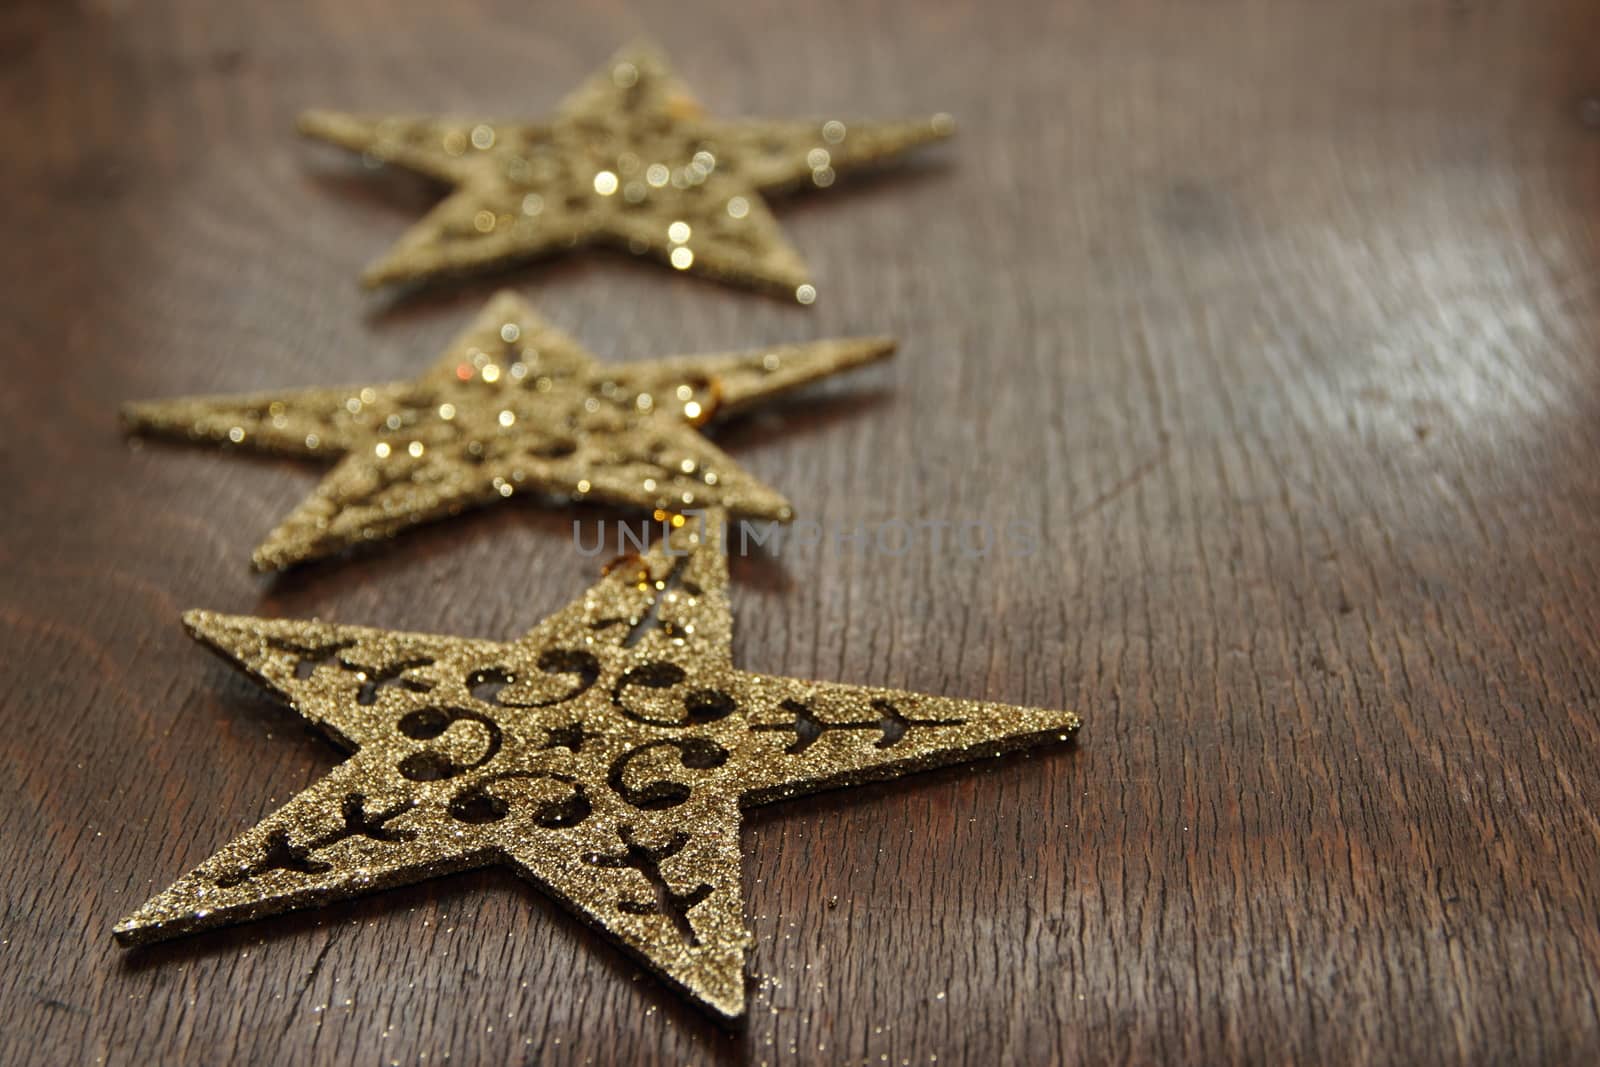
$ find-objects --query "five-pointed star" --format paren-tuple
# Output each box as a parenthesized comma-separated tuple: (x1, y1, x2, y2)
(114, 511, 1080, 1019)
(298, 42, 954, 299)
(123, 292, 892, 571)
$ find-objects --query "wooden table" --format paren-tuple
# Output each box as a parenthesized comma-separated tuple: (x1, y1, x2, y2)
(6, 0, 1599, 1062)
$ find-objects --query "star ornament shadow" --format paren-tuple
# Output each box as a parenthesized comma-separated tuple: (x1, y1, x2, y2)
(298, 40, 955, 300)
(113, 510, 1081, 1020)
(121, 291, 894, 571)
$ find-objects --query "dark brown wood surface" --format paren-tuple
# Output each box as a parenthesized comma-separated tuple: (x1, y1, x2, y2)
(5, 0, 1600, 1062)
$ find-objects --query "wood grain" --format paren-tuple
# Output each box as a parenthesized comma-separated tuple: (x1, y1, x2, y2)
(5, 0, 1600, 1062)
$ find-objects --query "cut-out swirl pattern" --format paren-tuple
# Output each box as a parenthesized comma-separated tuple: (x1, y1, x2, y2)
(115, 510, 1080, 1020)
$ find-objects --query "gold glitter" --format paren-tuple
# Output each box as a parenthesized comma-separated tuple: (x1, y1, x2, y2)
(297, 41, 954, 300)
(121, 292, 894, 571)
(112, 514, 1080, 1020)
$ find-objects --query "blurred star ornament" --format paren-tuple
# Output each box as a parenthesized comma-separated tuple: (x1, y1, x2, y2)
(123, 291, 892, 571)
(299, 42, 954, 300)
(114, 512, 1080, 1019)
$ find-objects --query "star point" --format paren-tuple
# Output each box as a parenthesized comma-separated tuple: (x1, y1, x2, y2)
(299, 42, 954, 297)
(124, 292, 892, 570)
(116, 510, 1080, 1019)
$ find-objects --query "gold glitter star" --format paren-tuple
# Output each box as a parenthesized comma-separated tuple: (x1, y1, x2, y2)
(122, 291, 893, 571)
(113, 512, 1079, 1019)
(299, 41, 954, 300)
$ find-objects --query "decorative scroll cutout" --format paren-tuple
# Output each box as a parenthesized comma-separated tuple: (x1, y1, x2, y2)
(584, 826, 713, 946)
(541, 722, 593, 754)
(751, 696, 966, 754)
(468, 648, 600, 708)
(592, 555, 704, 649)
(266, 636, 435, 705)
(216, 794, 414, 888)
(611, 662, 737, 729)
(268, 637, 355, 680)
(607, 738, 730, 810)
(448, 771, 591, 829)
(395, 706, 502, 782)
(350, 657, 436, 706)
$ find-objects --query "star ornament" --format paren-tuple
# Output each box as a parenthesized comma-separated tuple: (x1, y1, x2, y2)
(123, 292, 893, 571)
(298, 42, 954, 299)
(114, 511, 1081, 1019)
